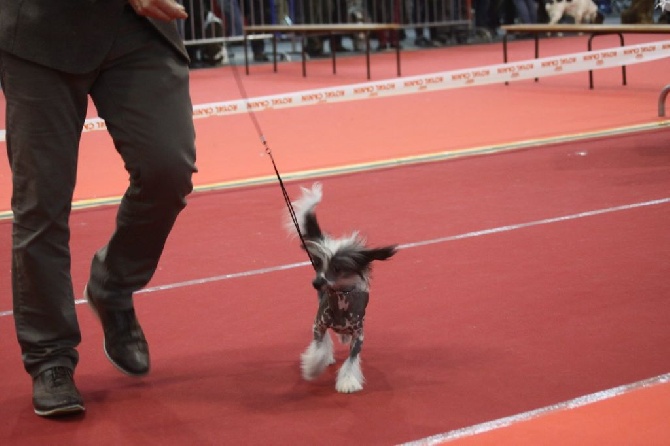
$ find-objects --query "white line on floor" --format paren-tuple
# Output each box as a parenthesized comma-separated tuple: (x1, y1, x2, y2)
(1, 196, 667, 318)
(400, 372, 670, 445)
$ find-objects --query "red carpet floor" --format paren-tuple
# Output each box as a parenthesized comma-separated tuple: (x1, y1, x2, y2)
(0, 127, 668, 444)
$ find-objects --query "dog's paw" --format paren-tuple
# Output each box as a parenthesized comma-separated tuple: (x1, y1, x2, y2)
(336, 375, 364, 393)
(300, 338, 333, 380)
(335, 357, 364, 393)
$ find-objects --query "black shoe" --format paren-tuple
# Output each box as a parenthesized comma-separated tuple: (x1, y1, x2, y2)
(253, 53, 269, 62)
(332, 44, 350, 52)
(306, 48, 325, 57)
(85, 286, 150, 376)
(414, 36, 435, 47)
(33, 367, 85, 417)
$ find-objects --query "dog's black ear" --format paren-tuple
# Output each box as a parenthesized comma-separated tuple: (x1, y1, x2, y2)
(363, 245, 398, 262)
(303, 211, 323, 240)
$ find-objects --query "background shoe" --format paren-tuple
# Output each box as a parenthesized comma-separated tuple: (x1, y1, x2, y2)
(332, 44, 350, 52)
(253, 53, 270, 62)
(414, 36, 435, 47)
(33, 367, 85, 417)
(85, 286, 150, 376)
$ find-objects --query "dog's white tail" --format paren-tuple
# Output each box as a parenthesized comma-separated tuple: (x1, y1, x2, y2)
(284, 182, 323, 236)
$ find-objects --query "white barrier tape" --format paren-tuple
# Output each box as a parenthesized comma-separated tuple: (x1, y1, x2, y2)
(1, 40, 670, 143)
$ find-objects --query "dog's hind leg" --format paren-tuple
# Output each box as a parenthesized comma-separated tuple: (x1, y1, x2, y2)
(301, 327, 334, 381)
(335, 333, 365, 393)
(338, 334, 352, 344)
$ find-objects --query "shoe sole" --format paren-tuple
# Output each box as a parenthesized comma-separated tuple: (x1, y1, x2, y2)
(34, 403, 85, 417)
(84, 286, 150, 377)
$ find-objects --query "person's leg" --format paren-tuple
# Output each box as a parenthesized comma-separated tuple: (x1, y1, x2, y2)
(374, 0, 392, 49)
(0, 51, 92, 379)
(87, 10, 196, 312)
(241, 0, 268, 60)
(502, 0, 517, 24)
(475, 0, 491, 27)
(0, 50, 90, 416)
(222, 0, 245, 36)
(527, 0, 537, 23)
(512, 0, 532, 22)
(487, 0, 502, 34)
(83, 8, 196, 376)
(331, 0, 348, 51)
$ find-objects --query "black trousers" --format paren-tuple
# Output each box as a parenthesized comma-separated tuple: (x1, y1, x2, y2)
(0, 7, 197, 378)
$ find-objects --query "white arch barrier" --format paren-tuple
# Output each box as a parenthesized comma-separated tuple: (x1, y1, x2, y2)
(1, 39, 670, 143)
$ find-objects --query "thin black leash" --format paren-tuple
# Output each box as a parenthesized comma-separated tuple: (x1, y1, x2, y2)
(229, 59, 317, 270)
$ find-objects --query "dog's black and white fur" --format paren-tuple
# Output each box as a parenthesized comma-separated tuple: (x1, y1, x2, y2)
(286, 183, 397, 393)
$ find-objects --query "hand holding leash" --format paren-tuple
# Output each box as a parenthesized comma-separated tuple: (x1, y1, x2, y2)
(129, 0, 188, 21)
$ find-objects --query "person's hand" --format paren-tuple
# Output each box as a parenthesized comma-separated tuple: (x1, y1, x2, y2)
(128, 0, 188, 21)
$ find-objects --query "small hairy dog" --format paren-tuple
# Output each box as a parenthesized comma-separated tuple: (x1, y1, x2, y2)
(545, 0, 605, 24)
(286, 183, 397, 393)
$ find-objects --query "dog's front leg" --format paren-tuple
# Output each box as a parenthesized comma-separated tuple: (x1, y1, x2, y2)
(547, 7, 564, 25)
(300, 323, 335, 381)
(335, 332, 365, 393)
